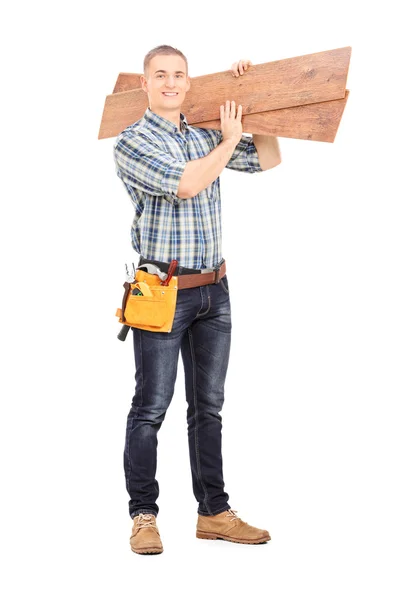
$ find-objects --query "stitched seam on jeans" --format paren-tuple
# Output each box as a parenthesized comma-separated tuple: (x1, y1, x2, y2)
(125, 422, 132, 489)
(194, 286, 204, 319)
(139, 330, 144, 408)
(188, 327, 211, 515)
(220, 277, 229, 294)
(196, 286, 211, 318)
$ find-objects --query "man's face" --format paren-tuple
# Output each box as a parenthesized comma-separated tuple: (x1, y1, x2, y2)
(141, 54, 190, 114)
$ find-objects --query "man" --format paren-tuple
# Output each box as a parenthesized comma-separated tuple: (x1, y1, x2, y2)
(113, 45, 281, 554)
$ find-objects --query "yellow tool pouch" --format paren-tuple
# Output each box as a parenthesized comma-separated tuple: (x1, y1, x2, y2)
(115, 269, 178, 333)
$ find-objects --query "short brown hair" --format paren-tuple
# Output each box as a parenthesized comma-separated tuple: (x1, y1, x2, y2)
(143, 45, 188, 76)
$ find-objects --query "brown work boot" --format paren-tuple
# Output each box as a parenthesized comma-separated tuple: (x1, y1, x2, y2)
(196, 509, 271, 544)
(130, 513, 163, 554)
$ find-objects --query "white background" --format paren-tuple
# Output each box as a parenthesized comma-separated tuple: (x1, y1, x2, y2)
(1, 0, 399, 598)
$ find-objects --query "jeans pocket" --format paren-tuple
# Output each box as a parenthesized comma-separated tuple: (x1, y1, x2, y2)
(220, 275, 229, 294)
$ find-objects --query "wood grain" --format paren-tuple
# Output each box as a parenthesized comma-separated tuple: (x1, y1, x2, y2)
(194, 91, 350, 143)
(98, 47, 351, 139)
(113, 73, 142, 93)
(111, 75, 349, 142)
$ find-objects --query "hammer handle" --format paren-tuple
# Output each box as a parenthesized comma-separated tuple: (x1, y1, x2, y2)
(161, 260, 178, 286)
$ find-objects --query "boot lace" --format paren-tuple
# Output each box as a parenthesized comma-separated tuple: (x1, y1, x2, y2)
(226, 509, 240, 521)
(136, 513, 157, 530)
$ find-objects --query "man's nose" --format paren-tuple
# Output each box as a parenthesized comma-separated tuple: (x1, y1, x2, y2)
(165, 75, 175, 87)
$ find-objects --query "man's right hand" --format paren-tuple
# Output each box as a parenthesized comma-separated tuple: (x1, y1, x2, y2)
(177, 100, 243, 199)
(220, 100, 243, 145)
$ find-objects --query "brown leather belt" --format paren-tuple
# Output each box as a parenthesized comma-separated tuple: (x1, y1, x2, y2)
(177, 261, 226, 289)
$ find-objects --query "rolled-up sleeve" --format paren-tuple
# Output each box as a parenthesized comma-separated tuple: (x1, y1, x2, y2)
(114, 133, 187, 202)
(206, 130, 263, 173)
(226, 134, 263, 173)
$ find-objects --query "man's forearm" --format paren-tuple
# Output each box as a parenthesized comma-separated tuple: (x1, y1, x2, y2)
(177, 138, 237, 199)
(252, 134, 281, 170)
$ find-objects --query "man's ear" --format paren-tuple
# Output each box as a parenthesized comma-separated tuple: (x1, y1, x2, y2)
(140, 74, 148, 93)
(186, 76, 191, 92)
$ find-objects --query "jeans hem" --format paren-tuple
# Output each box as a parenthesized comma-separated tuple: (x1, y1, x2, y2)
(197, 504, 231, 517)
(130, 510, 158, 519)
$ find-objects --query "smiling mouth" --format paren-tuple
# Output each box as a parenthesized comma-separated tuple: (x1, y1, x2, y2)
(162, 92, 179, 96)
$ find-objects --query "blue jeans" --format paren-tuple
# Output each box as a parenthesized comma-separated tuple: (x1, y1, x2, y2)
(124, 275, 232, 518)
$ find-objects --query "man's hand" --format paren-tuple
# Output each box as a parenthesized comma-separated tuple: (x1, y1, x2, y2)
(220, 59, 253, 144)
(229, 57, 281, 171)
(220, 100, 242, 145)
(231, 59, 253, 77)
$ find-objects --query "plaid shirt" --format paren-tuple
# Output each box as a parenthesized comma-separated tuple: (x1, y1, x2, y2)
(113, 107, 262, 269)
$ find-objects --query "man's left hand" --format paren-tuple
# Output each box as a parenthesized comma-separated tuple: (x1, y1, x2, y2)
(231, 59, 252, 77)
(230, 58, 281, 170)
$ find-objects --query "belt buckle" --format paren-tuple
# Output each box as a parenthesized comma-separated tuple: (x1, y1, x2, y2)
(213, 259, 224, 284)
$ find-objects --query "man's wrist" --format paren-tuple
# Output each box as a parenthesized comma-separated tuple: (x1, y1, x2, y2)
(221, 137, 239, 150)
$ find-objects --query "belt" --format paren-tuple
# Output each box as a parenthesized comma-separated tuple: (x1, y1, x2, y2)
(138, 257, 226, 290)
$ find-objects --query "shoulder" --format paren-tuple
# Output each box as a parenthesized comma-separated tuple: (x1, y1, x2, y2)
(187, 125, 222, 148)
(114, 118, 162, 152)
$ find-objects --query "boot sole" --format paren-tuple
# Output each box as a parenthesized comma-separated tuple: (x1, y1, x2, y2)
(196, 531, 271, 544)
(131, 546, 163, 554)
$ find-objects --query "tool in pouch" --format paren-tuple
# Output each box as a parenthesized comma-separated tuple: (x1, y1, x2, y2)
(116, 260, 179, 341)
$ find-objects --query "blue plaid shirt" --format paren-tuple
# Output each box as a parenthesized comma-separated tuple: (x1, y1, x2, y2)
(113, 108, 262, 269)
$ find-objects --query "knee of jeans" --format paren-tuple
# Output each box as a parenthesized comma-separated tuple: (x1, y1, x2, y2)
(145, 406, 169, 425)
(196, 373, 225, 408)
(131, 405, 168, 426)
(197, 389, 225, 414)
(133, 389, 174, 424)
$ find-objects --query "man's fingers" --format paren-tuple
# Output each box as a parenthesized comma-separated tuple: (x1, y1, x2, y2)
(222, 100, 243, 121)
(236, 59, 252, 74)
(231, 59, 253, 76)
(231, 61, 239, 77)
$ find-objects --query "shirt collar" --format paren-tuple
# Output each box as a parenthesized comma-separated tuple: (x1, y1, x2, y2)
(143, 107, 189, 135)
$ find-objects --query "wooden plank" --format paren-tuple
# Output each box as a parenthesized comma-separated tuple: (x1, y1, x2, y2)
(98, 47, 351, 139)
(113, 73, 142, 93)
(193, 91, 350, 143)
(111, 74, 349, 143)
(111, 77, 349, 143)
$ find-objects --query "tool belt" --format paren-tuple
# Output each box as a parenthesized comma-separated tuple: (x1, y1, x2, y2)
(116, 268, 178, 334)
(138, 257, 227, 289)
(115, 258, 226, 340)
